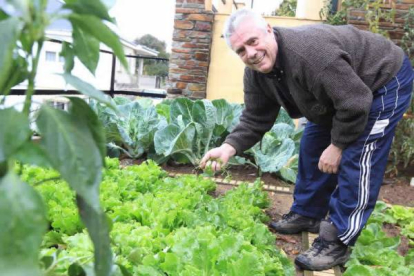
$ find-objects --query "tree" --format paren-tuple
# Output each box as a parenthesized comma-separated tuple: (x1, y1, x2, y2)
(274, 0, 297, 17)
(134, 34, 169, 77)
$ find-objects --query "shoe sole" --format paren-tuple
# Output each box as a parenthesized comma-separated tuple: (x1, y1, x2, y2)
(294, 254, 349, 271)
(271, 224, 320, 235)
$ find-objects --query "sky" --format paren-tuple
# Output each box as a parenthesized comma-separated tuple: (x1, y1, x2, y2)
(110, 0, 176, 52)
(109, 0, 283, 53)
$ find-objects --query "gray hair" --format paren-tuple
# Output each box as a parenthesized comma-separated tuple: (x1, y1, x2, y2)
(222, 8, 268, 48)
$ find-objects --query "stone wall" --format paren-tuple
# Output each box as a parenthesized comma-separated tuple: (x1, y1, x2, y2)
(347, 1, 413, 48)
(168, 0, 213, 99)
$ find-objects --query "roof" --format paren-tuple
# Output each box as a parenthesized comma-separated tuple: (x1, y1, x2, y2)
(45, 29, 159, 57)
(43, 0, 159, 57)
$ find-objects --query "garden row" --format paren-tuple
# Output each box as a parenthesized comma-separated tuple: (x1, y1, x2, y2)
(24, 158, 295, 275)
(90, 96, 303, 183)
(22, 158, 414, 275)
(343, 201, 414, 275)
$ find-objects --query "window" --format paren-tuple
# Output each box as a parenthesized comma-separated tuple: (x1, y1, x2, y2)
(45, 51, 57, 62)
(48, 101, 67, 110)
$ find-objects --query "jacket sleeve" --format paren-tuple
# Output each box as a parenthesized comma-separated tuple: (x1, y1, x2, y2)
(311, 56, 373, 149)
(224, 70, 280, 154)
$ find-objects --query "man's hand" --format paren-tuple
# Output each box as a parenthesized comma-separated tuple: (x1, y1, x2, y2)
(200, 143, 236, 172)
(318, 144, 342, 174)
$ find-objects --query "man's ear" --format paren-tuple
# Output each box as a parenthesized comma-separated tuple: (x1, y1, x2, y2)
(266, 23, 272, 33)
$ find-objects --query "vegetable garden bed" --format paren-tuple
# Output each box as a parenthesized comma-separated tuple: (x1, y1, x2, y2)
(25, 158, 296, 275)
(22, 157, 414, 275)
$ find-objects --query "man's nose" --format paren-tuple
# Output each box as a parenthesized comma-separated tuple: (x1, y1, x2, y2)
(246, 46, 256, 58)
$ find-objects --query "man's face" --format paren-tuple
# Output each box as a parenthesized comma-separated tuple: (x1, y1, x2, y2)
(229, 18, 278, 73)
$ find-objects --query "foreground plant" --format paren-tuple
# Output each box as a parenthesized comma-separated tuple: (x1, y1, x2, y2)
(0, 0, 127, 275)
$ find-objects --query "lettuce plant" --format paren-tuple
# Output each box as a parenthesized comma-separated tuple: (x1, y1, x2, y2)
(344, 202, 414, 275)
(21, 159, 295, 275)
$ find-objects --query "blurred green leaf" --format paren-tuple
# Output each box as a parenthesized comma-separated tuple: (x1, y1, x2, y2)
(36, 104, 103, 212)
(33, 0, 47, 12)
(0, 172, 47, 276)
(68, 97, 106, 164)
(37, 104, 113, 275)
(68, 263, 86, 276)
(5, 0, 30, 19)
(0, 17, 21, 93)
(0, 108, 31, 162)
(61, 73, 116, 110)
(76, 195, 113, 276)
(64, 0, 113, 22)
(14, 141, 52, 167)
(0, 9, 9, 20)
(60, 42, 75, 74)
(72, 26, 99, 75)
(3, 54, 29, 93)
(69, 13, 128, 70)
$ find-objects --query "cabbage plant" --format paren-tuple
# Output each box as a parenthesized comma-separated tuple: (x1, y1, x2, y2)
(248, 109, 303, 183)
(154, 98, 244, 165)
(92, 98, 164, 159)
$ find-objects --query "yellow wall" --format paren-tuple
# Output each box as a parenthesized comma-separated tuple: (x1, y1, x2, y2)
(296, 0, 326, 20)
(206, 14, 322, 103)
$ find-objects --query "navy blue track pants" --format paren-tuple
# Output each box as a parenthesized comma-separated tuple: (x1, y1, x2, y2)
(291, 56, 414, 246)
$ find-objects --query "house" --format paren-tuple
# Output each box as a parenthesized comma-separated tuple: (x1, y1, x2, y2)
(4, 0, 162, 111)
(13, 0, 160, 92)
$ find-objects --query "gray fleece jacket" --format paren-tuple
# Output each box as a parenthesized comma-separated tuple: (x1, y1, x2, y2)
(225, 24, 404, 154)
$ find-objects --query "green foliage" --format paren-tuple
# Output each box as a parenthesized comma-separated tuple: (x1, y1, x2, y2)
(274, 0, 297, 17)
(134, 34, 170, 77)
(21, 159, 295, 275)
(364, 0, 396, 38)
(321, 0, 396, 36)
(0, 172, 47, 276)
(92, 97, 243, 166)
(91, 97, 302, 182)
(388, 7, 414, 175)
(91, 98, 162, 159)
(401, 6, 414, 67)
(248, 109, 302, 183)
(344, 201, 414, 275)
(135, 34, 167, 53)
(0, 0, 128, 274)
(144, 61, 169, 77)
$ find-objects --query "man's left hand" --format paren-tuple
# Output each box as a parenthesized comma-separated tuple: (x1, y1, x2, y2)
(318, 144, 342, 174)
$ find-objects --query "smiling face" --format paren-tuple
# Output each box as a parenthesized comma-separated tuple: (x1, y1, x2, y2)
(229, 18, 278, 73)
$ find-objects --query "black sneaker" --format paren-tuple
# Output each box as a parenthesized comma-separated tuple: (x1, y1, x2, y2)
(295, 220, 351, 271)
(269, 211, 321, 234)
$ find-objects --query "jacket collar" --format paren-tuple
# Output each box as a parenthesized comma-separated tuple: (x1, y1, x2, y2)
(262, 28, 283, 78)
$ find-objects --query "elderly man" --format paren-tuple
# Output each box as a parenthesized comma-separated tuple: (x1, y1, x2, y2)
(200, 8, 413, 271)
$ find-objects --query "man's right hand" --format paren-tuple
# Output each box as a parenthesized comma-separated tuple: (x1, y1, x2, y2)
(200, 143, 236, 172)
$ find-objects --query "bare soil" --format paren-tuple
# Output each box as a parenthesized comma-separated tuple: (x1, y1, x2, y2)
(120, 158, 414, 274)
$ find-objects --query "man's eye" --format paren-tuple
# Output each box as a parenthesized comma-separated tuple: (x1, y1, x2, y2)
(238, 50, 245, 56)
